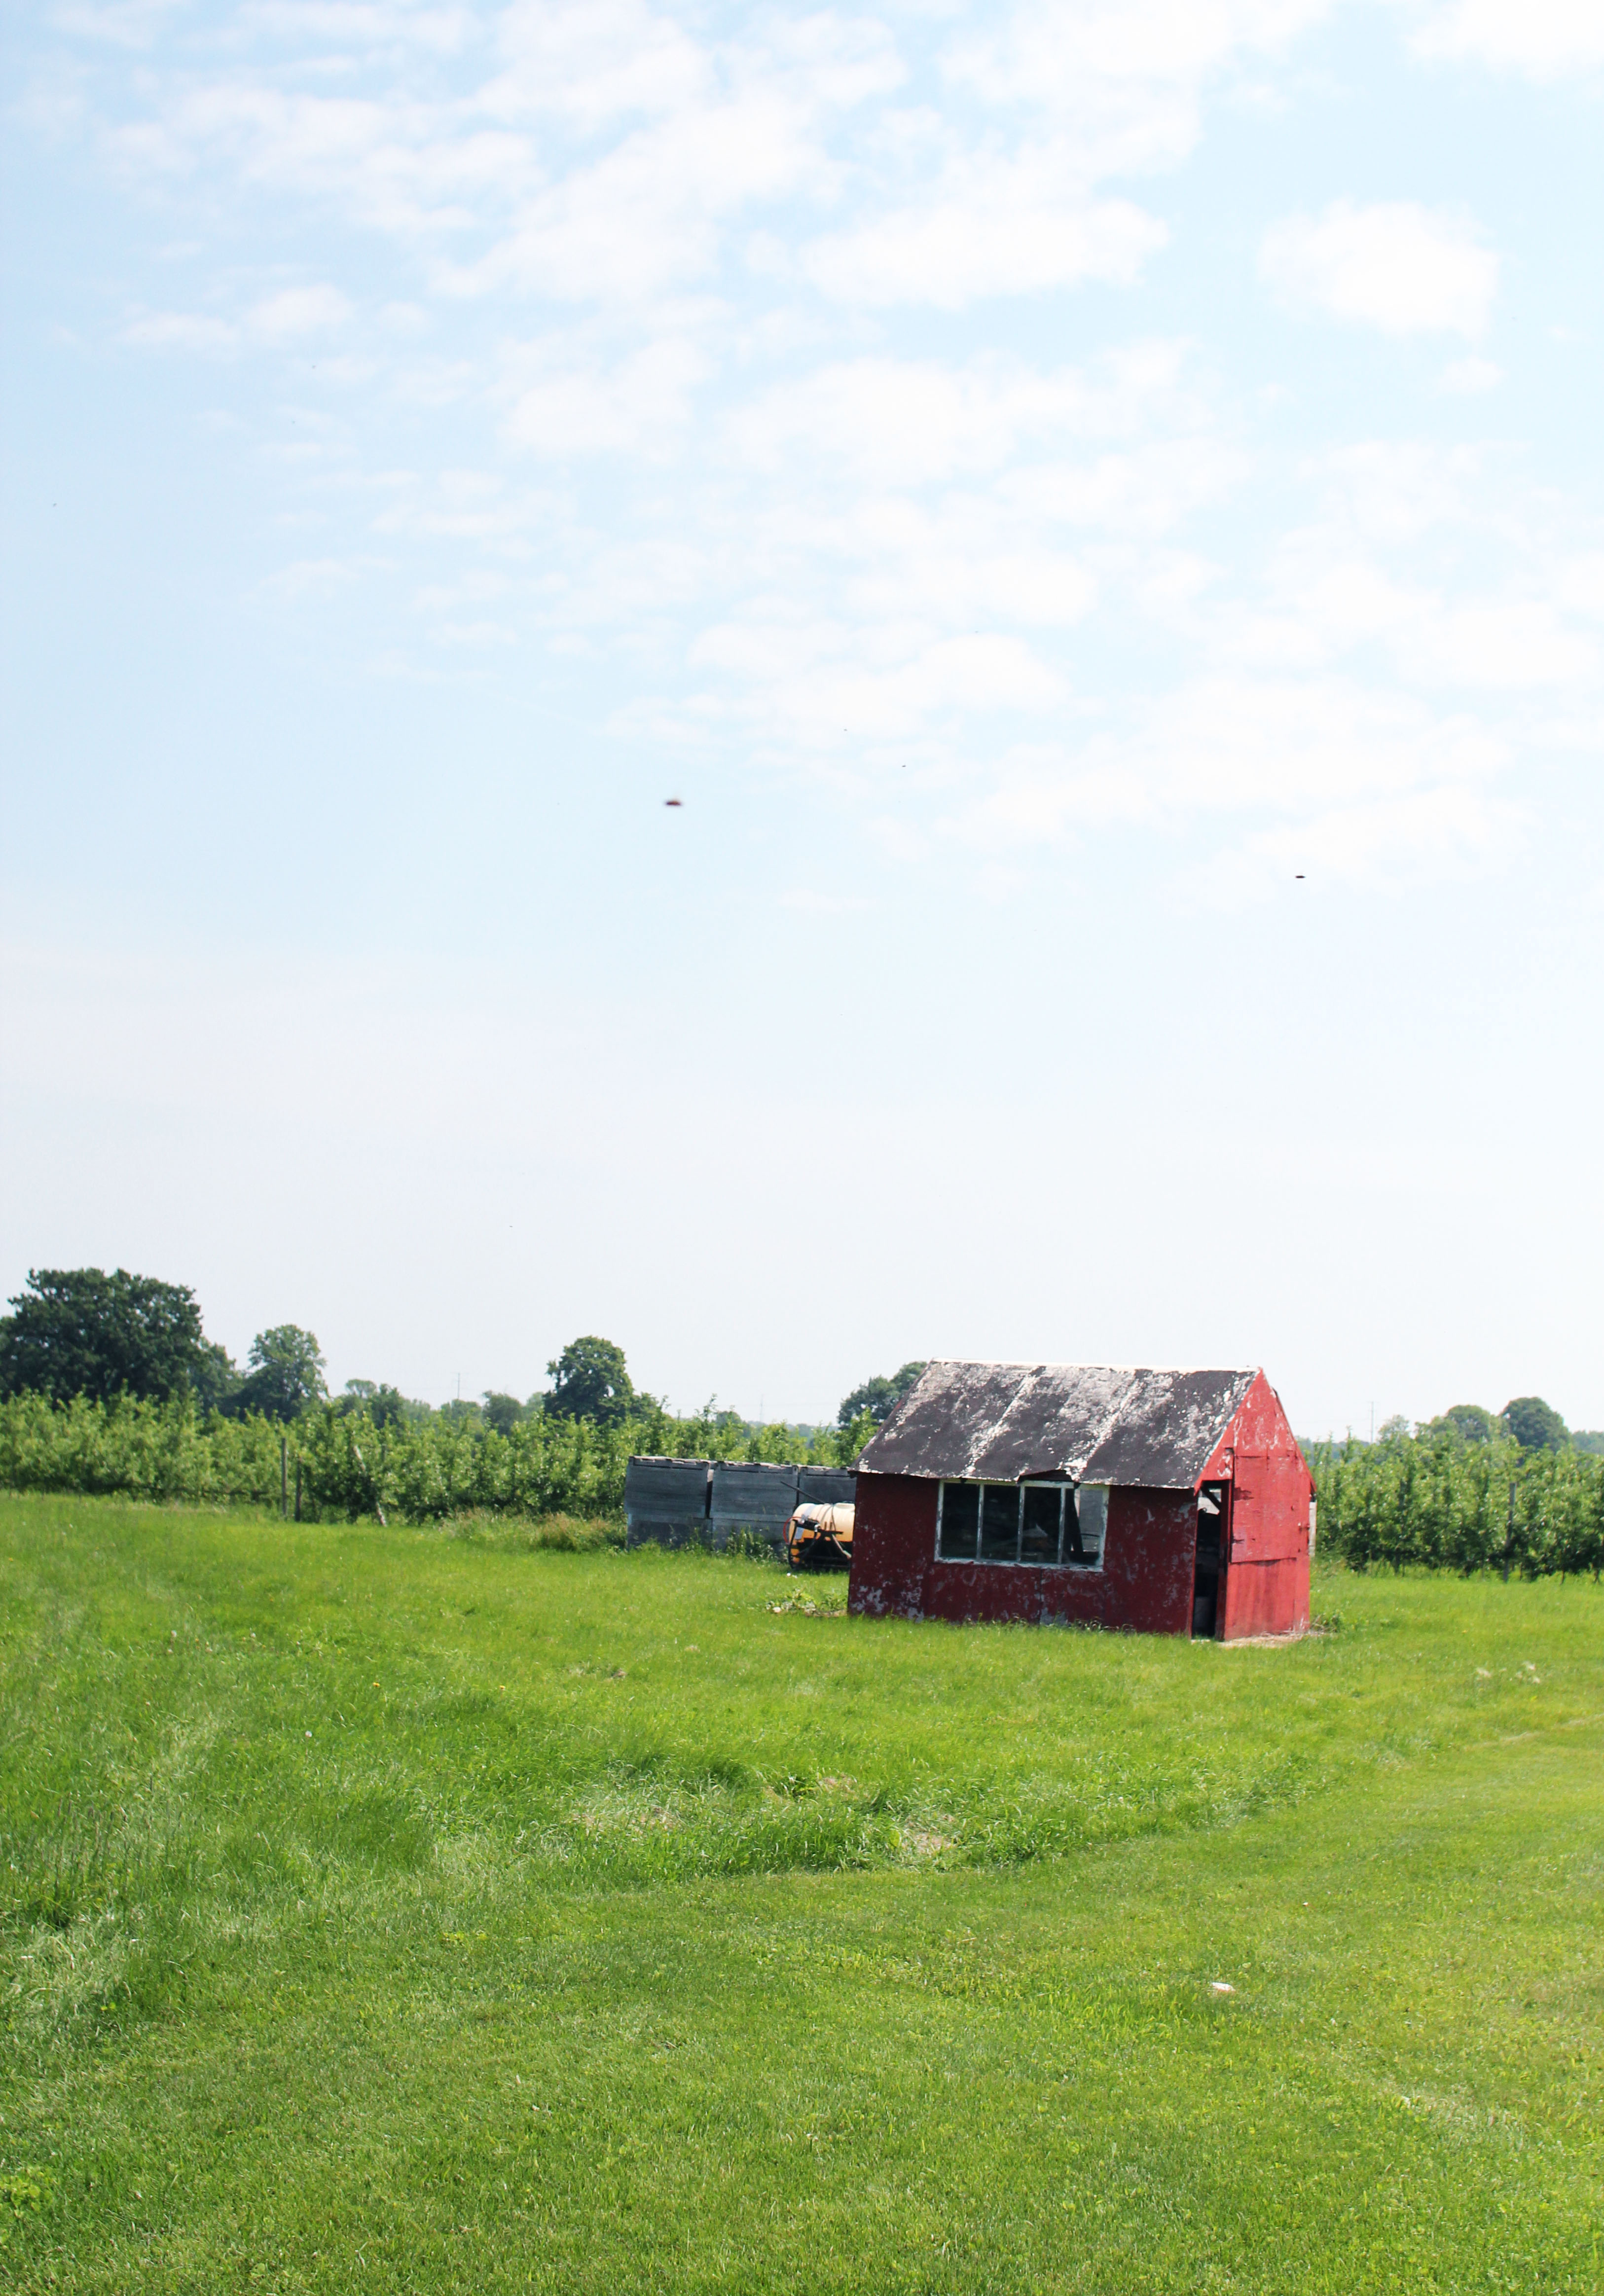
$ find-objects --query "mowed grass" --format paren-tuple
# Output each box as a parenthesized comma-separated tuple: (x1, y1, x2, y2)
(1, 1496, 1600, 2294)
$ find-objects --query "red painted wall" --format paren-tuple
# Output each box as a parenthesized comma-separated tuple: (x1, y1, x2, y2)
(1202, 1372, 1313, 1640)
(848, 1474, 1196, 1634)
(845, 1471, 934, 1618)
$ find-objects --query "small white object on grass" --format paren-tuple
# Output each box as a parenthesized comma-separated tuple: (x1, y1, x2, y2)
(1211, 1981, 1235, 1994)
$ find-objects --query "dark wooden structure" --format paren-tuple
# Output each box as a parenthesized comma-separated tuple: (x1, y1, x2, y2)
(625, 1456, 855, 1551)
(848, 1362, 1312, 1641)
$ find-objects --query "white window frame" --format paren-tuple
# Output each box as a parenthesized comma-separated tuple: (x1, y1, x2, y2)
(935, 1479, 1107, 1572)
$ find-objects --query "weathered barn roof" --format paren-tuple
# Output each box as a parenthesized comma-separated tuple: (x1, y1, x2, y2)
(856, 1362, 1259, 1490)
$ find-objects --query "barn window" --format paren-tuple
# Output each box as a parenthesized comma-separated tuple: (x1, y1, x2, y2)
(935, 1481, 1106, 1569)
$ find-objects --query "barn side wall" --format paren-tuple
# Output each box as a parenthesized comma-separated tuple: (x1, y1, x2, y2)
(1203, 1371, 1313, 1639)
(848, 1473, 1195, 1634)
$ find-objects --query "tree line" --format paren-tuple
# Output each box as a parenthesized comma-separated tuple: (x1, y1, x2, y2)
(0, 1269, 644, 1430)
(0, 1268, 880, 1521)
(0, 1269, 916, 1439)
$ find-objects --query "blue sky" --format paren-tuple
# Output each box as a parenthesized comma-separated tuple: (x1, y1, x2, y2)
(2, 0, 1601, 1434)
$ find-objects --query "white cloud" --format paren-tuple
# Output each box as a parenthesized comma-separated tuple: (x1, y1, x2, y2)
(1260, 199, 1499, 336)
(1117, 674, 1503, 812)
(50, 0, 186, 50)
(686, 624, 1070, 744)
(235, 3, 476, 57)
(123, 309, 239, 351)
(1401, 598, 1598, 689)
(802, 149, 1166, 308)
(441, 95, 818, 301)
(938, 674, 1511, 871)
(945, 0, 1336, 176)
(778, 887, 872, 914)
(1439, 355, 1502, 393)
(504, 335, 711, 455)
(260, 553, 389, 600)
(840, 526, 1098, 630)
(1410, 0, 1604, 78)
(1214, 445, 1604, 694)
(110, 83, 539, 244)
(731, 349, 1200, 487)
(483, 0, 712, 130)
(123, 280, 351, 351)
(1235, 782, 1521, 892)
(1227, 554, 1600, 689)
(1302, 440, 1482, 547)
(247, 283, 352, 340)
(1005, 438, 1248, 535)
(1556, 556, 1604, 621)
(951, 0, 1335, 93)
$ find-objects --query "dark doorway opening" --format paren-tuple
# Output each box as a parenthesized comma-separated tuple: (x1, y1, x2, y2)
(1193, 1482, 1228, 1639)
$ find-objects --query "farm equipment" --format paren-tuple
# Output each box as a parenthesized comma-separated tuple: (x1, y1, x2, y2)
(784, 1501, 854, 1572)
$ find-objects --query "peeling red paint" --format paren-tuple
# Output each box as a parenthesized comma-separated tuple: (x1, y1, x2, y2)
(848, 1477, 1195, 1632)
(1206, 1372, 1312, 1640)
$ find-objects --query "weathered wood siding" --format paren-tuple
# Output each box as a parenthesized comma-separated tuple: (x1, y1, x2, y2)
(848, 1474, 1195, 1632)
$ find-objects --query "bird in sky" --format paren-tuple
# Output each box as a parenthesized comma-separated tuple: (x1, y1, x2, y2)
(664, 798, 683, 808)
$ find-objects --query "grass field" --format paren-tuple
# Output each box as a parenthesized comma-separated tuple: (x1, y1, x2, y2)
(1, 1494, 1600, 2293)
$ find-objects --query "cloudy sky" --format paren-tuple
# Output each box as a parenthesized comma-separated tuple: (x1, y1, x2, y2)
(2, 0, 1601, 1434)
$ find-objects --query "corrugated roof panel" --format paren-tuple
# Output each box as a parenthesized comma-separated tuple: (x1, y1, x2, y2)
(858, 1362, 1257, 1490)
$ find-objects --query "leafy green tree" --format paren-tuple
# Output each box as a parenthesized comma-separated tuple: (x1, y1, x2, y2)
(340, 1379, 411, 1431)
(482, 1392, 527, 1437)
(0, 1268, 209, 1404)
(232, 1326, 327, 1423)
(1425, 1404, 1498, 1443)
(191, 1340, 242, 1417)
(544, 1336, 636, 1426)
(1502, 1396, 1568, 1453)
(837, 1361, 927, 1430)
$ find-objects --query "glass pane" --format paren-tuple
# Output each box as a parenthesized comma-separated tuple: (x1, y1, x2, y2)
(1020, 1484, 1062, 1565)
(938, 1481, 979, 1561)
(979, 1484, 1020, 1562)
(1071, 1484, 1108, 1567)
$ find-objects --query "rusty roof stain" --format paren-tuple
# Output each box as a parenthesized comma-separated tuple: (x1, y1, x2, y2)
(856, 1361, 1259, 1489)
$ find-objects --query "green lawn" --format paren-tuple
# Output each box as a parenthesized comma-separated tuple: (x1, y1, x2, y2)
(1, 1494, 1600, 2293)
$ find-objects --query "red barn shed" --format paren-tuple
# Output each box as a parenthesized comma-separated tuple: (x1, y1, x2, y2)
(849, 1362, 1312, 1641)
